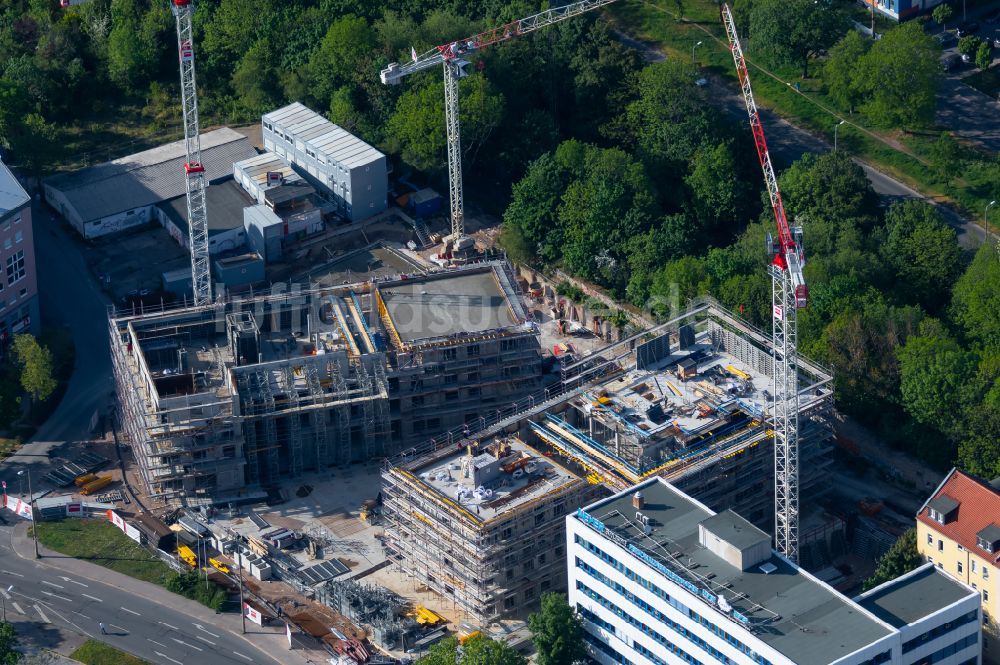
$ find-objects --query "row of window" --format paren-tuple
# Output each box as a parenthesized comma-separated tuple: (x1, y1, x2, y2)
(577, 577, 718, 665)
(918, 634, 978, 665)
(2, 230, 23, 250)
(857, 650, 891, 665)
(929, 533, 993, 579)
(583, 631, 634, 665)
(903, 611, 979, 654)
(574, 535, 773, 665)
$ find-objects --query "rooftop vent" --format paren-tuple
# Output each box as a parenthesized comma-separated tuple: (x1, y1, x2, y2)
(759, 562, 778, 575)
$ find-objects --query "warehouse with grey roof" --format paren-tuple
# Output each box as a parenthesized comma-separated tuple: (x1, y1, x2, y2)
(43, 127, 256, 239)
(262, 103, 387, 222)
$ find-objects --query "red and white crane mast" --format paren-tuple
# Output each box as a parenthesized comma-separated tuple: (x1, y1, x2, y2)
(380, 0, 621, 252)
(172, 0, 212, 305)
(721, 3, 807, 564)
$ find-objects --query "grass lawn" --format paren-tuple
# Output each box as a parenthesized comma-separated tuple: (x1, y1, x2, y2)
(963, 66, 1000, 98)
(0, 437, 18, 461)
(71, 639, 153, 665)
(606, 0, 996, 220)
(33, 519, 174, 586)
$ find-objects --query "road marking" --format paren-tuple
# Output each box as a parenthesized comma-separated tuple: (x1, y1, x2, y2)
(10, 602, 23, 615)
(81, 593, 103, 603)
(32, 604, 50, 623)
(232, 652, 252, 661)
(41, 580, 65, 589)
(148, 639, 168, 648)
(170, 637, 203, 652)
(40, 590, 72, 602)
(2, 570, 24, 578)
(194, 635, 216, 646)
(59, 576, 88, 588)
(154, 651, 183, 665)
(193, 623, 220, 638)
(78, 612, 90, 619)
(120, 606, 140, 616)
(0, 589, 9, 600)
(158, 621, 178, 630)
(110, 623, 128, 633)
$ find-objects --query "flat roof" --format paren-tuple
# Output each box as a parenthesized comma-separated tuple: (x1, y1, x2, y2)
(578, 479, 893, 665)
(157, 178, 252, 234)
(264, 103, 384, 169)
(379, 268, 521, 344)
(412, 437, 583, 522)
(0, 159, 29, 214)
(699, 509, 770, 550)
(856, 564, 975, 628)
(45, 128, 256, 222)
(233, 152, 303, 188)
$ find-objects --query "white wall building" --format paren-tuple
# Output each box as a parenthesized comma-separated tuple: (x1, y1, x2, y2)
(262, 103, 387, 222)
(568, 478, 981, 665)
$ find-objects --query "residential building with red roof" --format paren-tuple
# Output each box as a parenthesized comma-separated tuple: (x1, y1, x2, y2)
(917, 468, 1000, 651)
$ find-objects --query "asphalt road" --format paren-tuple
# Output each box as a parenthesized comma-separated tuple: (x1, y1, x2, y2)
(0, 519, 282, 665)
(4, 200, 115, 482)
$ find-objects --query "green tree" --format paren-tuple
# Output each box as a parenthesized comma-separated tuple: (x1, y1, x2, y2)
(863, 529, 922, 591)
(12, 334, 57, 403)
(0, 621, 18, 665)
(957, 35, 981, 57)
(748, 0, 846, 78)
(502, 151, 572, 263)
(616, 60, 714, 176)
(856, 22, 941, 128)
(685, 141, 750, 235)
(529, 593, 585, 665)
(417, 635, 526, 665)
(931, 3, 953, 30)
(958, 407, 1000, 480)
(305, 15, 376, 107)
(825, 31, 871, 113)
(897, 334, 977, 437)
(231, 39, 280, 117)
(951, 244, 1000, 348)
(976, 40, 992, 71)
(880, 200, 963, 309)
(106, 0, 158, 92)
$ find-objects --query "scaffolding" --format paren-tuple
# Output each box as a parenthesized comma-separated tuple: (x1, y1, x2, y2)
(380, 437, 601, 625)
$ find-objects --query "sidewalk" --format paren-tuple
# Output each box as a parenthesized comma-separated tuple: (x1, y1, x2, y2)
(9, 522, 332, 665)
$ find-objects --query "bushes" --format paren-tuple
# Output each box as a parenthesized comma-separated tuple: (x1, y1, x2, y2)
(166, 571, 228, 611)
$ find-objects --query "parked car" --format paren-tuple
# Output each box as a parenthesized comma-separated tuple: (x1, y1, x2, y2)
(956, 22, 980, 37)
(935, 31, 957, 46)
(942, 53, 962, 70)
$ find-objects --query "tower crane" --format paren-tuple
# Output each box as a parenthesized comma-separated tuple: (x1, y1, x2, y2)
(380, 0, 621, 259)
(721, 3, 807, 564)
(171, 0, 212, 305)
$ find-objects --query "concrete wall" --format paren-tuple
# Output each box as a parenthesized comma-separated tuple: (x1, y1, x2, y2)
(918, 518, 999, 629)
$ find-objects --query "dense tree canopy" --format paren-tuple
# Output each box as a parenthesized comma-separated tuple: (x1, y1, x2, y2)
(529, 593, 586, 665)
(749, 0, 846, 77)
(863, 529, 922, 591)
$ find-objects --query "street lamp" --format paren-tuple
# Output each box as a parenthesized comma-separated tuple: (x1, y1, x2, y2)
(986, 200, 997, 241)
(17, 470, 38, 558)
(834, 120, 846, 152)
(2, 585, 12, 622)
(692, 40, 703, 65)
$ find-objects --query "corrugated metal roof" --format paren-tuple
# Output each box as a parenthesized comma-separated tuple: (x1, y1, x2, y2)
(0, 159, 30, 215)
(156, 178, 253, 235)
(244, 204, 283, 229)
(45, 128, 256, 223)
(233, 152, 302, 189)
(263, 102, 384, 170)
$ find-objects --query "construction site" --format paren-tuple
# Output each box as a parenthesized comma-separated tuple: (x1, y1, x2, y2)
(380, 299, 836, 624)
(110, 260, 544, 503)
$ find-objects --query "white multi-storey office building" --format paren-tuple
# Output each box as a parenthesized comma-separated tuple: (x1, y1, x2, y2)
(262, 103, 387, 223)
(568, 478, 981, 665)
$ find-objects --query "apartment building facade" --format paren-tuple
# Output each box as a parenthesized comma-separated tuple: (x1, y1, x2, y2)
(917, 469, 1000, 642)
(0, 160, 40, 346)
(569, 478, 981, 665)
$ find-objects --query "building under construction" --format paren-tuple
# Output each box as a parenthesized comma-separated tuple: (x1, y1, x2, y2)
(380, 299, 835, 623)
(381, 435, 603, 626)
(110, 261, 543, 503)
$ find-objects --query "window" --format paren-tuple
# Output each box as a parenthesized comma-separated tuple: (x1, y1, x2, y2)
(468, 344, 480, 357)
(928, 534, 934, 545)
(6, 250, 24, 285)
(958, 543, 965, 551)
(958, 562, 964, 574)
(3, 238, 10, 250)
(984, 568, 990, 580)
(973, 561, 978, 573)
(18, 288, 26, 300)
(412, 395, 424, 407)
(12, 216, 19, 224)
(14, 231, 22, 243)
(443, 348, 457, 361)
(939, 539, 945, 552)
(985, 590, 989, 602)
(973, 583, 978, 590)
(445, 391, 458, 402)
